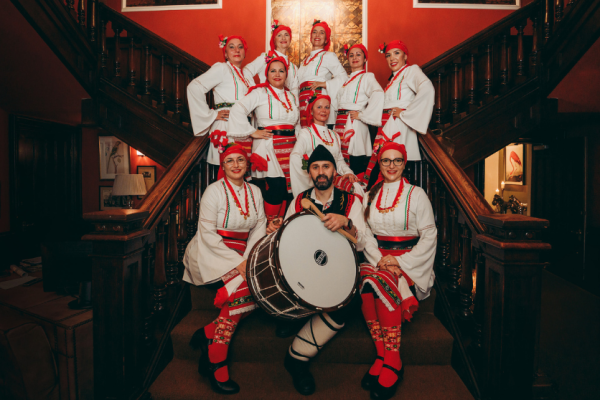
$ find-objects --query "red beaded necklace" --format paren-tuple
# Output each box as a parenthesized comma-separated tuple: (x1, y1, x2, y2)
(229, 63, 250, 89)
(375, 179, 405, 214)
(384, 64, 409, 92)
(343, 70, 366, 87)
(224, 178, 250, 219)
(267, 85, 293, 113)
(303, 50, 327, 66)
(311, 123, 335, 146)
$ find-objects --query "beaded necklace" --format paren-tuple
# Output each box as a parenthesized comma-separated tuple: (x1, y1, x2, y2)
(311, 123, 335, 146)
(376, 179, 405, 214)
(223, 178, 250, 220)
(303, 50, 327, 66)
(384, 64, 409, 92)
(267, 85, 293, 113)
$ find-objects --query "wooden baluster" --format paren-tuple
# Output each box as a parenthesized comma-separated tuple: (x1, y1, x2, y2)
(439, 190, 452, 285)
(451, 58, 461, 121)
(177, 187, 188, 265)
(499, 34, 508, 92)
(127, 36, 136, 94)
(142, 242, 155, 347)
(66, 0, 74, 11)
(187, 166, 199, 239)
(158, 55, 166, 113)
(99, 18, 107, 77)
(530, 16, 540, 76)
(473, 250, 486, 348)
(153, 222, 167, 314)
(544, 0, 554, 41)
(173, 61, 182, 123)
(77, 0, 85, 28)
(516, 21, 526, 83)
(113, 25, 122, 83)
(449, 204, 461, 285)
(87, 0, 97, 42)
(166, 203, 180, 285)
(142, 44, 151, 104)
(459, 225, 473, 319)
(467, 52, 477, 112)
(555, 0, 564, 23)
(434, 69, 443, 126)
(445, 197, 459, 298)
(483, 43, 493, 102)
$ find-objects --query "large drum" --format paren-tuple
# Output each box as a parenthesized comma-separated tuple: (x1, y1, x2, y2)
(247, 211, 359, 320)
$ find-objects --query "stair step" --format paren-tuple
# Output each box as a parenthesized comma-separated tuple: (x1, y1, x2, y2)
(149, 359, 474, 400)
(171, 298, 453, 366)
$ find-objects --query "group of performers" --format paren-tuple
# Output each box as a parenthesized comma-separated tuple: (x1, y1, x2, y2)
(183, 18, 436, 400)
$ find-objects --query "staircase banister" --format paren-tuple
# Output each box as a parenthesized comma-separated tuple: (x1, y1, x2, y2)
(421, 0, 539, 75)
(138, 135, 208, 230)
(98, 2, 210, 74)
(419, 132, 493, 234)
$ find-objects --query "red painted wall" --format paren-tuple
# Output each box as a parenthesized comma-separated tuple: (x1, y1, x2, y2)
(0, 108, 10, 233)
(81, 128, 165, 214)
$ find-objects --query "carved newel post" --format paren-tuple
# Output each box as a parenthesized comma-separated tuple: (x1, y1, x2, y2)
(82, 210, 150, 400)
(476, 214, 550, 400)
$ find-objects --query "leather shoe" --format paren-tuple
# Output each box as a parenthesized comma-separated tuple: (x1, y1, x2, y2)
(361, 356, 384, 390)
(284, 352, 315, 395)
(207, 360, 240, 395)
(370, 365, 404, 400)
(191, 328, 240, 395)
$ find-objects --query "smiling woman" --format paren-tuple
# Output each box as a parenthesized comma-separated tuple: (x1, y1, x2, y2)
(122, 0, 222, 12)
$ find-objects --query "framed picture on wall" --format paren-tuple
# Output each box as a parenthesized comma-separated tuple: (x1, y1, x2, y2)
(99, 136, 130, 180)
(505, 143, 525, 185)
(122, 0, 222, 12)
(413, 0, 520, 10)
(137, 166, 157, 198)
(100, 186, 126, 211)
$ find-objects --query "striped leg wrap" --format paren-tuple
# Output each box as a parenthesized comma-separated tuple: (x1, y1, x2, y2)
(289, 313, 344, 362)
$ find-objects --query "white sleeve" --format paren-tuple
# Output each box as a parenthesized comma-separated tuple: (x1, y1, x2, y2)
(290, 131, 313, 197)
(334, 133, 354, 176)
(396, 189, 437, 299)
(348, 196, 366, 252)
(324, 53, 348, 110)
(362, 195, 384, 266)
(244, 54, 266, 82)
(187, 64, 223, 136)
(288, 64, 300, 99)
(399, 66, 435, 135)
(243, 189, 267, 258)
(359, 74, 385, 127)
(228, 89, 262, 138)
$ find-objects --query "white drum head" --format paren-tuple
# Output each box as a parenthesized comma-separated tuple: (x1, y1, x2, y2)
(278, 214, 356, 308)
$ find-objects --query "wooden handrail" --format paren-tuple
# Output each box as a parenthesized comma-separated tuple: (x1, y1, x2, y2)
(419, 132, 493, 234)
(138, 135, 209, 230)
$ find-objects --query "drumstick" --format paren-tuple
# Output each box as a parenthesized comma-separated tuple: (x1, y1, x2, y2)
(301, 198, 357, 244)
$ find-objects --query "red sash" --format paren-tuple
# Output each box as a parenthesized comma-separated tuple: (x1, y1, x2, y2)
(217, 230, 249, 255)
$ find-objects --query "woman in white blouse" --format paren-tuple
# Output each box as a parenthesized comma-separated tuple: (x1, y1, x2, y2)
(228, 53, 300, 222)
(184, 142, 266, 395)
(362, 40, 435, 188)
(187, 35, 255, 181)
(298, 20, 347, 128)
(244, 21, 299, 99)
(289, 94, 364, 198)
(335, 43, 384, 175)
(358, 141, 437, 400)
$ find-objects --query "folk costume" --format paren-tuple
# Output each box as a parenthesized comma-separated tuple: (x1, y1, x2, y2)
(289, 96, 365, 198)
(362, 41, 435, 187)
(245, 22, 299, 98)
(335, 44, 384, 173)
(359, 142, 437, 398)
(183, 143, 266, 394)
(187, 35, 255, 178)
(228, 53, 300, 222)
(282, 146, 365, 396)
(298, 20, 348, 128)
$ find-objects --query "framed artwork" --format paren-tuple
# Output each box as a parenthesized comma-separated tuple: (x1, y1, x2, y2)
(137, 166, 157, 198)
(122, 0, 222, 12)
(505, 143, 525, 185)
(413, 0, 520, 9)
(99, 136, 130, 180)
(100, 186, 126, 211)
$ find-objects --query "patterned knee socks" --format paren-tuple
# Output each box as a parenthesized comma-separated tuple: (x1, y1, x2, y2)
(361, 293, 385, 376)
(375, 298, 403, 388)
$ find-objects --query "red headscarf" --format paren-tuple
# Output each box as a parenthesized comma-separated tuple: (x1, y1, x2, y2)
(379, 40, 409, 58)
(306, 94, 332, 126)
(246, 52, 289, 94)
(218, 142, 249, 181)
(344, 43, 369, 62)
(311, 20, 332, 51)
(218, 35, 248, 61)
(270, 21, 292, 52)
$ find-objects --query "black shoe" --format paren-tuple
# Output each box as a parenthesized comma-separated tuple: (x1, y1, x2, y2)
(191, 328, 240, 395)
(206, 360, 240, 395)
(370, 365, 404, 400)
(284, 352, 315, 396)
(276, 319, 301, 338)
(361, 357, 384, 391)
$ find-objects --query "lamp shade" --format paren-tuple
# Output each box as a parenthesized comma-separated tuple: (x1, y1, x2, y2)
(112, 174, 147, 196)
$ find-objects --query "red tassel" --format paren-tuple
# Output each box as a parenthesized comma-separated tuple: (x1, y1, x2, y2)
(214, 286, 230, 309)
(250, 153, 268, 172)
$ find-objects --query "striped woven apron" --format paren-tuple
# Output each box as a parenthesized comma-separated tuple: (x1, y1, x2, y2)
(262, 125, 296, 193)
(334, 109, 352, 164)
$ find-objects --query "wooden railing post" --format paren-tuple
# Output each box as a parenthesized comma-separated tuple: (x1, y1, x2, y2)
(530, 16, 540, 76)
(77, 0, 85, 28)
(127, 36, 137, 94)
(142, 43, 152, 104)
(543, 0, 554, 41)
(459, 224, 473, 319)
(113, 24, 122, 83)
(82, 210, 151, 400)
(477, 214, 550, 400)
(467, 51, 478, 112)
(515, 20, 526, 83)
(158, 54, 166, 113)
(483, 43, 493, 102)
(434, 69, 444, 126)
(87, 0, 98, 42)
(451, 57, 462, 121)
(499, 33, 509, 92)
(166, 203, 180, 285)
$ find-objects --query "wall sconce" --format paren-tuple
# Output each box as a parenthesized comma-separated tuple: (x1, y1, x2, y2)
(137, 150, 145, 157)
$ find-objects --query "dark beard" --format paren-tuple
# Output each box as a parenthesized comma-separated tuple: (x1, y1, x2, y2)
(313, 174, 334, 190)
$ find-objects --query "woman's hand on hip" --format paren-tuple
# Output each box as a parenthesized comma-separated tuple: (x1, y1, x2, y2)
(250, 129, 273, 139)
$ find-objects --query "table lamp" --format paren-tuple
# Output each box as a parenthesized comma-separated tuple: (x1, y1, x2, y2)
(112, 174, 147, 208)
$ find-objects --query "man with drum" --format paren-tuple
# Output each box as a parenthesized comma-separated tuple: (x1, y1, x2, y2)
(267, 144, 365, 396)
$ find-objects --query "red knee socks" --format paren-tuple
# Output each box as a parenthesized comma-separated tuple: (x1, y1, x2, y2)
(204, 303, 245, 382)
(375, 298, 403, 388)
(361, 293, 384, 376)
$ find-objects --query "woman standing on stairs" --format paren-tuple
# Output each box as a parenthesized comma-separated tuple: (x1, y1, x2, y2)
(244, 20, 299, 99)
(183, 142, 266, 395)
(187, 35, 257, 181)
(298, 20, 347, 129)
(359, 141, 437, 400)
(362, 40, 435, 188)
(228, 53, 300, 223)
(334, 43, 384, 176)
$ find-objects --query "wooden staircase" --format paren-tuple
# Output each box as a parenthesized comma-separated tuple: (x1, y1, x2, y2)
(10, 1, 600, 399)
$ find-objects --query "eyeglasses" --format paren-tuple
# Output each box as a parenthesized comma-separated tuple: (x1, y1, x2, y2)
(380, 158, 405, 167)
(224, 158, 247, 166)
